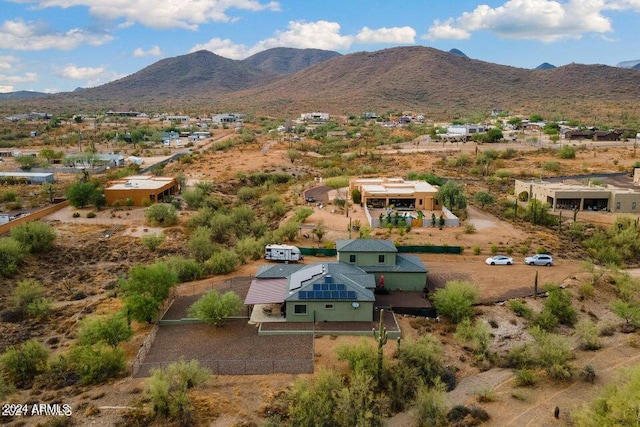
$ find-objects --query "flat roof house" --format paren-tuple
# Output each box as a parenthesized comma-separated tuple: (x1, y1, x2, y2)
(0, 172, 54, 184)
(515, 178, 640, 213)
(104, 175, 178, 207)
(350, 177, 439, 210)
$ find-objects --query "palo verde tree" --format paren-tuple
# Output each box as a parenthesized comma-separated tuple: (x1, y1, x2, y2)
(436, 180, 467, 210)
(66, 181, 101, 208)
(431, 279, 479, 324)
(119, 262, 179, 323)
(188, 290, 243, 327)
(9, 220, 56, 253)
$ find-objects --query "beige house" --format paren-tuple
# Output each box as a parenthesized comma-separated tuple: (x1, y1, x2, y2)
(350, 177, 439, 210)
(104, 175, 178, 207)
(515, 178, 640, 213)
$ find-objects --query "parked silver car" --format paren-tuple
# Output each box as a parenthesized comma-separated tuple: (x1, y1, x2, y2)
(524, 254, 553, 266)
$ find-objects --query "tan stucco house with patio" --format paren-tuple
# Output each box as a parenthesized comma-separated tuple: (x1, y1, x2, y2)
(350, 177, 439, 210)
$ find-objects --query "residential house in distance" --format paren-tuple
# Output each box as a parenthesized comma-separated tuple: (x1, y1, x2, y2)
(0, 172, 54, 184)
(104, 175, 178, 206)
(515, 176, 640, 213)
(244, 239, 429, 329)
(211, 113, 243, 125)
(299, 112, 330, 123)
(350, 177, 439, 210)
(439, 124, 487, 141)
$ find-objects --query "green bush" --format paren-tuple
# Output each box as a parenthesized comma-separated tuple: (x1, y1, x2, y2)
(542, 286, 577, 326)
(414, 380, 447, 427)
(288, 369, 342, 427)
(575, 319, 602, 351)
(86, 211, 96, 218)
(119, 262, 179, 323)
(472, 245, 481, 255)
(188, 290, 243, 326)
(78, 312, 133, 348)
(336, 339, 378, 378)
(397, 335, 450, 388)
(0, 339, 48, 388)
(508, 300, 534, 319)
(9, 221, 56, 253)
(557, 145, 576, 159)
(148, 358, 211, 419)
(431, 280, 479, 323)
(67, 343, 125, 384)
(205, 250, 239, 275)
(164, 256, 205, 282)
(0, 189, 18, 203)
(541, 161, 561, 172)
(144, 203, 178, 226)
(141, 233, 165, 251)
(514, 368, 537, 387)
(0, 237, 28, 277)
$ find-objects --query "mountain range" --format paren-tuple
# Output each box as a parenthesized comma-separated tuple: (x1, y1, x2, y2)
(2, 47, 640, 121)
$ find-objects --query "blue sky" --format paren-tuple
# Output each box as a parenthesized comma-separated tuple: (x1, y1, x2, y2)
(1, 0, 639, 93)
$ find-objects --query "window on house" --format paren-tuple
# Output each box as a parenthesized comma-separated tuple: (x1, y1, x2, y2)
(378, 254, 385, 263)
(419, 199, 422, 205)
(616, 202, 621, 210)
(349, 254, 356, 263)
(294, 304, 307, 315)
(633, 202, 637, 211)
(324, 304, 334, 310)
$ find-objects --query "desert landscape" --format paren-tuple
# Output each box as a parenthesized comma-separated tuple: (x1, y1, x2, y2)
(0, 109, 639, 427)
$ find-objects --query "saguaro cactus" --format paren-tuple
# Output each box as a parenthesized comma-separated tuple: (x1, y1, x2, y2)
(373, 309, 388, 388)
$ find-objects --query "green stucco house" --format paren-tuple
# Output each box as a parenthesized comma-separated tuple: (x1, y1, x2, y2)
(336, 239, 428, 291)
(245, 239, 428, 323)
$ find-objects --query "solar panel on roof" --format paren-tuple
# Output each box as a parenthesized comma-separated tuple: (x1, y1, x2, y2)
(339, 291, 348, 299)
(337, 284, 346, 291)
(322, 283, 329, 291)
(289, 264, 324, 290)
(347, 291, 357, 299)
(313, 283, 321, 291)
(331, 291, 339, 299)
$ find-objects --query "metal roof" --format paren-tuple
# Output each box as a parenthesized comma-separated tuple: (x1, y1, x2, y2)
(359, 254, 428, 273)
(285, 262, 375, 302)
(244, 278, 288, 305)
(335, 239, 398, 253)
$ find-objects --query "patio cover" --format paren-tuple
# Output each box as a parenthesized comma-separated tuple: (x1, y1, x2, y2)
(244, 278, 289, 305)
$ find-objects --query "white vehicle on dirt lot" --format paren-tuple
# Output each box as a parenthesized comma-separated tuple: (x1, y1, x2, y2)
(524, 254, 553, 266)
(485, 255, 513, 265)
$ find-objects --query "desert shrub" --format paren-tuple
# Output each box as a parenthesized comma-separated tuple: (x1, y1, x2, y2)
(0, 237, 29, 277)
(542, 285, 577, 326)
(514, 368, 537, 386)
(533, 309, 559, 331)
(610, 300, 640, 328)
(78, 312, 133, 348)
(188, 226, 216, 262)
(205, 250, 239, 274)
(557, 145, 576, 159)
(576, 319, 602, 350)
(541, 161, 561, 172)
(72, 212, 80, 218)
(234, 237, 264, 264)
(12, 279, 51, 320)
(414, 380, 447, 427)
(472, 245, 481, 255)
(9, 220, 56, 253)
(431, 279, 479, 323)
(275, 220, 301, 242)
(455, 318, 492, 358)
(26, 297, 52, 320)
(0, 189, 18, 203)
(141, 233, 165, 251)
(0, 374, 14, 399)
(334, 372, 387, 427)
(475, 387, 498, 402)
(86, 211, 96, 218)
(336, 338, 378, 378)
(385, 362, 421, 412)
(188, 290, 243, 326)
(148, 358, 211, 419)
(288, 369, 342, 427)
(67, 344, 125, 384)
(164, 256, 205, 282)
(397, 335, 451, 389)
(144, 203, 178, 226)
(571, 364, 640, 426)
(182, 188, 206, 209)
(292, 206, 314, 223)
(579, 364, 596, 383)
(236, 186, 256, 203)
(464, 223, 476, 234)
(0, 339, 48, 388)
(530, 327, 574, 380)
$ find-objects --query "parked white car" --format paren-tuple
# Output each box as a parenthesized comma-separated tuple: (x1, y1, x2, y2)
(485, 255, 513, 265)
(524, 254, 554, 266)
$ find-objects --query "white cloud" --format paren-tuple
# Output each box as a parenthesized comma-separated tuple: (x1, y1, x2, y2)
(425, 0, 616, 42)
(0, 19, 113, 50)
(192, 20, 354, 59)
(0, 72, 38, 84)
(10, 0, 280, 30)
(355, 26, 416, 44)
(0, 85, 14, 93)
(133, 45, 162, 57)
(190, 38, 251, 59)
(0, 55, 20, 70)
(57, 64, 106, 80)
